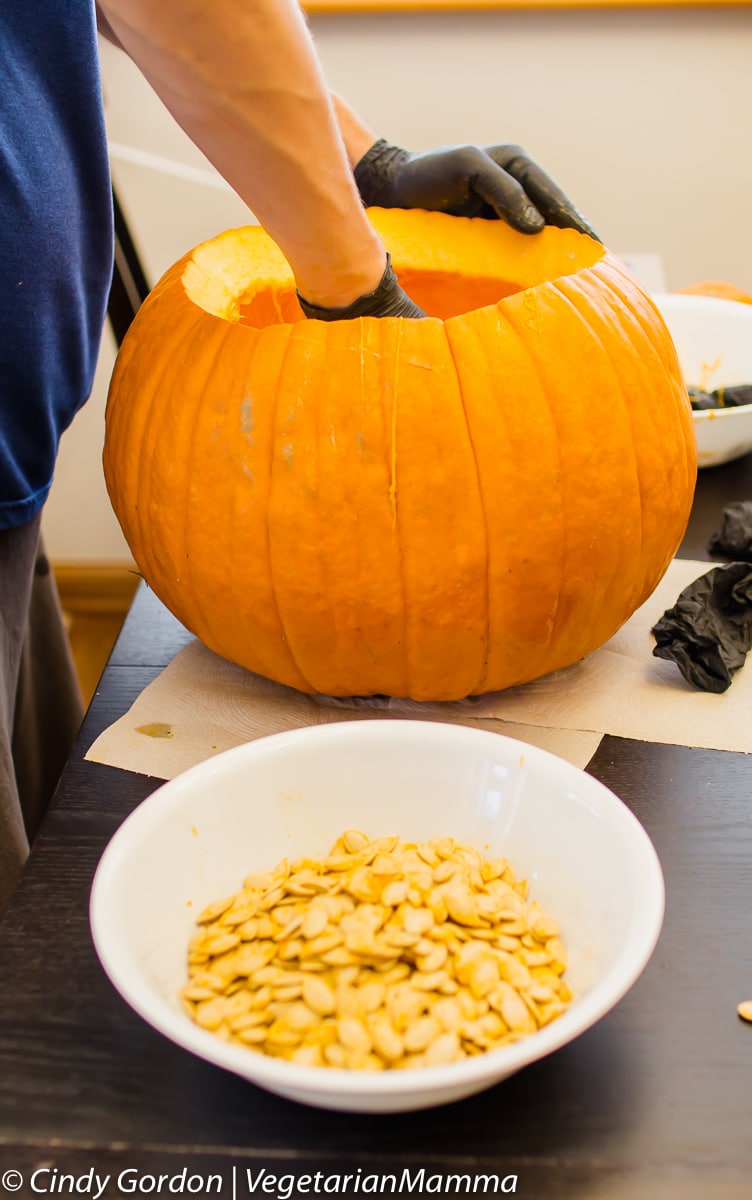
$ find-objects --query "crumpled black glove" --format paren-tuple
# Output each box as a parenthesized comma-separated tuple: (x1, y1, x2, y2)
(354, 139, 600, 240)
(296, 253, 425, 321)
(651, 561, 752, 693)
(708, 501, 752, 561)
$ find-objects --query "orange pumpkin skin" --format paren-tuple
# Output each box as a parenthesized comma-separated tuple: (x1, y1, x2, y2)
(103, 209, 697, 701)
(675, 280, 752, 305)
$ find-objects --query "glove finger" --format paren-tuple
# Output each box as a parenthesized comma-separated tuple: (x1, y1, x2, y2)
(486, 145, 601, 241)
(467, 160, 547, 233)
(446, 146, 542, 232)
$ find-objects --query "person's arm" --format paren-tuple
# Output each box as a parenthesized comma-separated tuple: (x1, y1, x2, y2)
(96, 4, 123, 48)
(98, 0, 388, 309)
(331, 93, 379, 169)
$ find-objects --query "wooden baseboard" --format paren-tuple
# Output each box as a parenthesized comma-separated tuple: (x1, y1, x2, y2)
(52, 562, 142, 706)
(52, 562, 141, 616)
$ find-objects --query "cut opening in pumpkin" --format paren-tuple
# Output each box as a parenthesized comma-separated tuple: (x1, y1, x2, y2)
(231, 273, 532, 326)
(180, 211, 606, 327)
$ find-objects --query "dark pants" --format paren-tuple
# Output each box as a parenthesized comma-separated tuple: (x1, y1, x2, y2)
(0, 515, 83, 914)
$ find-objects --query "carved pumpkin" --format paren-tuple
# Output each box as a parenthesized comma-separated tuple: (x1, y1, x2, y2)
(103, 209, 696, 700)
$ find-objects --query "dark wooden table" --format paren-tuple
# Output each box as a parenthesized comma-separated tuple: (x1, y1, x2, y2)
(1, 457, 752, 1200)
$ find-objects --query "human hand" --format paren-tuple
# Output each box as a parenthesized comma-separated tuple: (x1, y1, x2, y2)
(354, 139, 600, 240)
(296, 254, 426, 320)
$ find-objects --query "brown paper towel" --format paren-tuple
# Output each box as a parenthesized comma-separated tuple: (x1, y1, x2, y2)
(85, 558, 749, 781)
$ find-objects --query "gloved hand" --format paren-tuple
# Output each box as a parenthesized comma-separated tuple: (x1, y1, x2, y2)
(354, 139, 600, 241)
(296, 253, 426, 320)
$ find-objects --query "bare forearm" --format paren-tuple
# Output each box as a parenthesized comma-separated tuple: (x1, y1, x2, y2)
(98, 0, 385, 304)
(331, 94, 378, 168)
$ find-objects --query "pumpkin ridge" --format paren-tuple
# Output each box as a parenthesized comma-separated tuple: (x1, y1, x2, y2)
(325, 322, 405, 695)
(263, 324, 317, 694)
(567, 266, 667, 467)
(388, 318, 488, 699)
(104, 297, 166, 582)
(116, 295, 204, 599)
(178, 322, 240, 653)
(317, 321, 413, 696)
(550, 275, 646, 611)
(388, 320, 401, 530)
(594, 258, 691, 419)
(444, 305, 562, 690)
(441, 317, 491, 693)
(385, 319, 411, 696)
(556, 261, 694, 611)
(598, 256, 678, 374)
(499, 291, 565, 659)
(615, 259, 698, 506)
(368, 319, 410, 697)
(227, 324, 312, 692)
(311, 326, 358, 692)
(133, 342, 172, 594)
(588, 258, 697, 564)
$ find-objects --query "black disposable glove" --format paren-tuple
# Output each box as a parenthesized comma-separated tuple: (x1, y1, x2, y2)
(296, 253, 426, 320)
(708, 501, 752, 561)
(652, 561, 752, 693)
(354, 139, 600, 240)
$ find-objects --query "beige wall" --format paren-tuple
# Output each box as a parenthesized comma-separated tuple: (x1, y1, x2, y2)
(43, 5, 752, 561)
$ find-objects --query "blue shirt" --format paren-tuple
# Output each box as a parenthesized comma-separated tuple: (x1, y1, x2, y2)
(0, 0, 113, 529)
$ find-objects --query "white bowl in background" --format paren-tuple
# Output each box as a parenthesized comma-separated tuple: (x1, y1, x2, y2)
(652, 292, 752, 468)
(90, 719, 664, 1114)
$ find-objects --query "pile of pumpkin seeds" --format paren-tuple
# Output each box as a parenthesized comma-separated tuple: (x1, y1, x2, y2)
(180, 830, 572, 1071)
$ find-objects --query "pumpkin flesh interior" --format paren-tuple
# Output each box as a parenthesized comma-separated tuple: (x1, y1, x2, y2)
(181, 211, 606, 325)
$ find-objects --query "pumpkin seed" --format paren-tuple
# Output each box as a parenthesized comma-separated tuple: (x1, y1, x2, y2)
(302, 975, 336, 1016)
(369, 1017, 405, 1062)
(403, 1015, 442, 1053)
(180, 831, 571, 1070)
(342, 829, 370, 854)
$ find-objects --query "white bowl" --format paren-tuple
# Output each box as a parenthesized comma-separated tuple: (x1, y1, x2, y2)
(90, 720, 664, 1113)
(652, 293, 752, 468)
